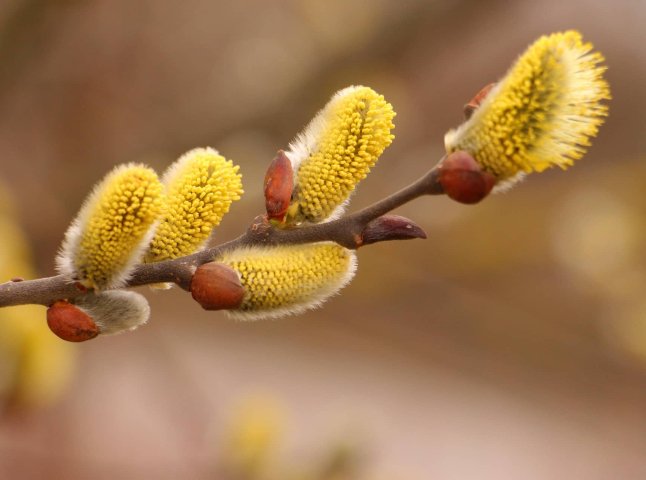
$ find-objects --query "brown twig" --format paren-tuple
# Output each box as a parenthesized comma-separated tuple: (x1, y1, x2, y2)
(0, 166, 444, 308)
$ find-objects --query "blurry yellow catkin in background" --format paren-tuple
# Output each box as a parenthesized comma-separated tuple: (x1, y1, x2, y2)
(219, 396, 286, 479)
(0, 183, 75, 410)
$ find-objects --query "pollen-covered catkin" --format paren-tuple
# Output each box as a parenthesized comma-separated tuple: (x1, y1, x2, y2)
(219, 242, 357, 320)
(285, 85, 395, 224)
(146, 147, 243, 262)
(56, 164, 163, 290)
(444, 30, 610, 187)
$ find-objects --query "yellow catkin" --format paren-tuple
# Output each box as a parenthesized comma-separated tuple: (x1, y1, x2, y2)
(285, 85, 395, 224)
(57, 163, 163, 289)
(146, 147, 243, 262)
(445, 30, 610, 183)
(221, 397, 285, 475)
(219, 242, 356, 320)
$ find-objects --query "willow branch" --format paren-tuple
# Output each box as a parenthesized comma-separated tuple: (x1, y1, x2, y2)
(0, 165, 443, 308)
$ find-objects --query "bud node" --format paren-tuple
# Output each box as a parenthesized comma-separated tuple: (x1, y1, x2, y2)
(438, 151, 496, 204)
(47, 300, 99, 343)
(191, 262, 245, 311)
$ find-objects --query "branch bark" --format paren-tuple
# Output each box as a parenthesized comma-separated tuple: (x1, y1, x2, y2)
(0, 165, 444, 308)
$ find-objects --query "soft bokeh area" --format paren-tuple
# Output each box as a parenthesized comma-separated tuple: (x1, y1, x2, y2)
(1, 1, 645, 478)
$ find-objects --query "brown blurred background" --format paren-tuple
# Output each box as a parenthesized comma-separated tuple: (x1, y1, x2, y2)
(0, 0, 645, 478)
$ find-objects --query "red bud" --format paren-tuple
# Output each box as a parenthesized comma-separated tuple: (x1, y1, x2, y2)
(438, 151, 496, 204)
(264, 150, 294, 223)
(191, 262, 245, 311)
(47, 300, 99, 342)
(464, 83, 496, 119)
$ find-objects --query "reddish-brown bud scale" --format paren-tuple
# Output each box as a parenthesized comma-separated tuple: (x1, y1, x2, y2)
(439, 151, 496, 204)
(264, 150, 294, 223)
(191, 262, 245, 311)
(464, 83, 496, 119)
(47, 300, 99, 342)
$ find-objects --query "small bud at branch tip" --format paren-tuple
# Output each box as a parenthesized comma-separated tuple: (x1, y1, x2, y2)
(360, 215, 427, 246)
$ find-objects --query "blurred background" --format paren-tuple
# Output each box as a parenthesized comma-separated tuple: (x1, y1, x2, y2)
(0, 0, 645, 478)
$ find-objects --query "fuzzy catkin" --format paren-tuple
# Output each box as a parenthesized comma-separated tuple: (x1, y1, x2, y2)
(445, 30, 610, 185)
(220, 243, 357, 320)
(56, 164, 163, 289)
(285, 86, 395, 224)
(146, 147, 243, 262)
